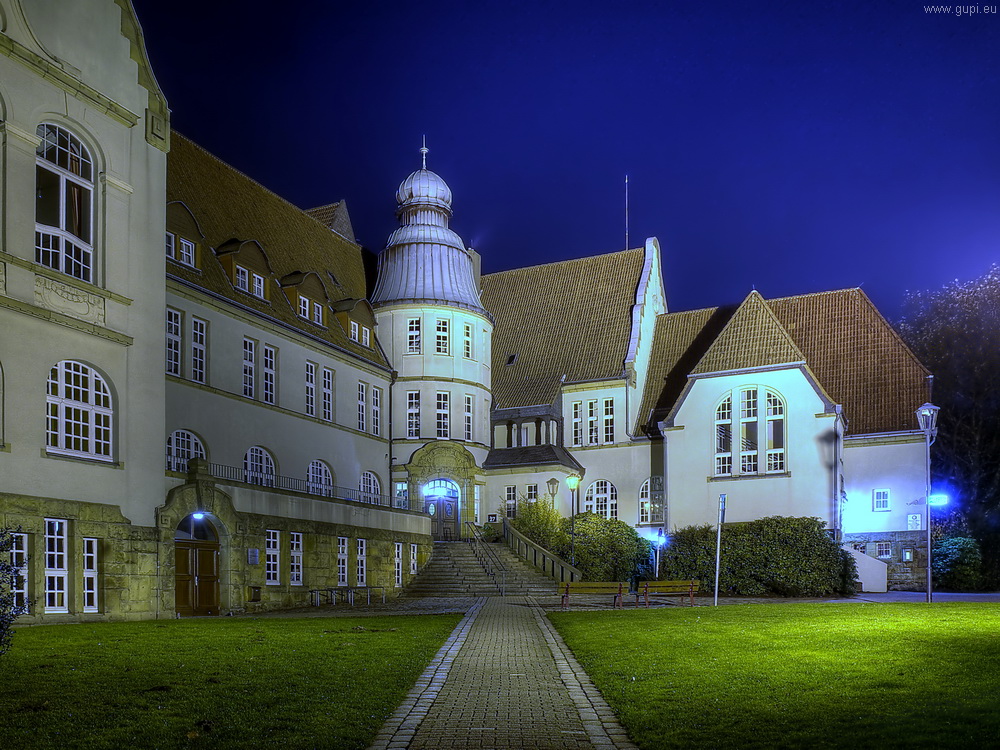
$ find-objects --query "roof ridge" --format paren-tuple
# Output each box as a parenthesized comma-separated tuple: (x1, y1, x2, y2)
(483, 246, 643, 279)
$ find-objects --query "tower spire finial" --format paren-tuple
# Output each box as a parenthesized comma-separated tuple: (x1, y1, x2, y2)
(420, 135, 428, 169)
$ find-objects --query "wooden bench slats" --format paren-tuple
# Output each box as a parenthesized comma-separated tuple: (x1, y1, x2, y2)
(561, 582, 627, 609)
(635, 580, 700, 607)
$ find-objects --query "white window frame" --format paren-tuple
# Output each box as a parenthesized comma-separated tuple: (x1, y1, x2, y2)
(11, 533, 29, 614)
(305, 361, 316, 417)
(638, 478, 663, 524)
(357, 382, 367, 432)
(321, 368, 334, 422)
(242, 338, 256, 399)
(244, 446, 276, 487)
(876, 541, 893, 559)
(526, 484, 538, 502)
(298, 295, 310, 319)
(715, 388, 786, 477)
(435, 319, 450, 355)
(505, 485, 517, 518)
(312, 301, 323, 325)
(585, 480, 618, 519)
(235, 265, 249, 292)
(46, 361, 113, 462)
(166, 309, 182, 376)
(350, 320, 359, 342)
(603, 397, 614, 444)
(337, 537, 348, 586)
(178, 237, 196, 267)
(166, 429, 206, 472)
(361, 326, 371, 347)
(306, 459, 334, 497)
(407, 391, 420, 438)
(265, 529, 280, 585)
(191, 317, 207, 384)
(464, 394, 474, 442)
(372, 387, 382, 436)
(165, 232, 175, 259)
(290, 532, 303, 586)
(463, 323, 473, 359)
(587, 400, 599, 445)
(359, 471, 381, 503)
(394, 542, 403, 587)
(356, 538, 367, 586)
(82, 537, 98, 612)
(410, 543, 418, 575)
(252, 272, 266, 299)
(262, 345, 277, 405)
(572, 401, 583, 447)
(436, 392, 450, 439)
(407, 318, 421, 354)
(873, 489, 891, 512)
(35, 124, 94, 283)
(395, 481, 409, 509)
(44, 518, 68, 613)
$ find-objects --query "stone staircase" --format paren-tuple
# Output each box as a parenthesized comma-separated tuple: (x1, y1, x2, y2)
(402, 541, 559, 598)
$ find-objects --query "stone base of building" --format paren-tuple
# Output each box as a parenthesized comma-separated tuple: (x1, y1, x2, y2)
(843, 530, 929, 591)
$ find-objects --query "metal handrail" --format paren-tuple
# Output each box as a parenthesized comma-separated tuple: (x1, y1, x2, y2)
(502, 518, 583, 583)
(167, 456, 405, 509)
(465, 521, 507, 596)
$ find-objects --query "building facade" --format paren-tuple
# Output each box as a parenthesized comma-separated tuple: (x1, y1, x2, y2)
(1, 0, 932, 624)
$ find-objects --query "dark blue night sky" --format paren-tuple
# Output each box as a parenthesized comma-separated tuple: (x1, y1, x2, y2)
(132, 0, 999, 320)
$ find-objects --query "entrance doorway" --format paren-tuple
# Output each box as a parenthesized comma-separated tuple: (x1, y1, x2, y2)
(175, 514, 220, 616)
(423, 479, 460, 540)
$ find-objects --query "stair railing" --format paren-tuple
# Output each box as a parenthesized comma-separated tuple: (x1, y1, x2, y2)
(502, 518, 583, 583)
(465, 522, 507, 595)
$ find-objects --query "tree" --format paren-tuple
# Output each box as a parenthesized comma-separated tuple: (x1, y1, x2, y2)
(0, 526, 28, 656)
(508, 496, 568, 553)
(899, 265, 1000, 585)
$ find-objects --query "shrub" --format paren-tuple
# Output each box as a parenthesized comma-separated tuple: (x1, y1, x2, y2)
(509, 499, 567, 552)
(0, 526, 28, 656)
(933, 536, 983, 591)
(660, 517, 857, 597)
(558, 513, 652, 581)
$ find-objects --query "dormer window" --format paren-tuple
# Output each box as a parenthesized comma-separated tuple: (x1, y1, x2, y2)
(350, 320, 359, 341)
(165, 232, 197, 268)
(235, 264, 266, 299)
(362, 326, 371, 347)
(298, 295, 324, 325)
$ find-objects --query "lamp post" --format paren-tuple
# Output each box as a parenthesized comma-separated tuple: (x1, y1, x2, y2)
(915, 403, 940, 604)
(546, 477, 560, 508)
(566, 475, 581, 566)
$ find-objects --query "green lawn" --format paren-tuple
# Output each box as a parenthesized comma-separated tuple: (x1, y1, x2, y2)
(0, 614, 461, 750)
(549, 603, 1000, 749)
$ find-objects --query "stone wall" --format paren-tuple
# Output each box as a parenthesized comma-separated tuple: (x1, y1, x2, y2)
(843, 530, 928, 591)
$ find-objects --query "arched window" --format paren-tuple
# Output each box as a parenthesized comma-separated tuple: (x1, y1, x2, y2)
(306, 460, 334, 497)
(638, 478, 665, 525)
(585, 480, 618, 520)
(166, 429, 206, 472)
(35, 124, 94, 282)
(359, 471, 381, 503)
(714, 387, 786, 476)
(244, 446, 275, 486)
(46, 361, 113, 461)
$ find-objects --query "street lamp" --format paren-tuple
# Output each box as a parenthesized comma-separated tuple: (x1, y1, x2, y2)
(916, 403, 940, 603)
(546, 477, 560, 508)
(566, 474, 581, 566)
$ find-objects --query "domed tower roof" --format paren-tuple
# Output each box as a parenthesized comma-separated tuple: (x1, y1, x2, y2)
(371, 144, 487, 315)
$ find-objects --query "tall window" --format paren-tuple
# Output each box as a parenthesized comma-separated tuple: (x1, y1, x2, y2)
(505, 486, 517, 518)
(242, 339, 256, 399)
(306, 459, 334, 497)
(638, 479, 664, 524)
(395, 481, 409, 509)
(305, 362, 316, 417)
(572, 402, 583, 446)
(714, 388, 786, 477)
(290, 532, 303, 586)
(464, 395, 474, 441)
(191, 317, 207, 384)
(463, 323, 474, 359)
(35, 124, 94, 282)
(262, 345, 276, 405)
(165, 309, 182, 376)
(244, 446, 275, 486)
(265, 530, 280, 585)
(360, 471, 380, 502)
(356, 539, 367, 586)
(435, 319, 450, 354)
(166, 429, 206, 472)
(44, 518, 68, 613)
(46, 361, 113, 461)
(436, 392, 450, 438)
(585, 480, 618, 519)
(410, 543, 418, 575)
(407, 391, 421, 438)
(587, 400, 599, 445)
(321, 368, 334, 422)
(407, 318, 421, 353)
(603, 398, 614, 443)
(394, 542, 403, 587)
(372, 387, 382, 436)
(357, 382, 367, 432)
(337, 537, 348, 586)
(11, 533, 28, 613)
(82, 537, 99, 613)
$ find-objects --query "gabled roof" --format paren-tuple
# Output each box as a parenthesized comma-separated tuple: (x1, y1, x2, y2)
(639, 289, 930, 436)
(691, 290, 806, 375)
(165, 132, 387, 368)
(483, 445, 584, 471)
(481, 248, 645, 410)
(305, 201, 355, 243)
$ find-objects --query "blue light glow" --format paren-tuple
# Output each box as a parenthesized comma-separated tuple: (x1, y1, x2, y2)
(192, 512, 205, 520)
(928, 494, 949, 506)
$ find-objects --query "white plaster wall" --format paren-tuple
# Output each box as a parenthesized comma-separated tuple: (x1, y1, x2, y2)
(842, 435, 926, 534)
(665, 369, 837, 530)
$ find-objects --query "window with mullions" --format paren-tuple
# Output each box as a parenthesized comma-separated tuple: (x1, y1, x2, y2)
(165, 309, 182, 376)
(166, 429, 206, 472)
(464, 395, 473, 441)
(357, 382, 367, 431)
(44, 518, 68, 613)
(435, 319, 450, 354)
(11, 533, 29, 614)
(603, 398, 614, 443)
(436, 392, 450, 438)
(305, 362, 316, 417)
(407, 391, 420, 438)
(35, 124, 94, 282)
(262, 345, 276, 405)
(407, 318, 421, 353)
(714, 388, 786, 477)
(290, 532, 303, 586)
(410, 543, 418, 575)
(873, 489, 891, 512)
(372, 387, 382, 436)
(265, 530, 280, 585)
(572, 402, 583, 446)
(587, 400, 599, 445)
(585, 480, 618, 519)
(356, 538, 367, 586)
(638, 478, 664, 524)
(191, 318, 207, 384)
(306, 459, 334, 497)
(337, 537, 348, 586)
(505, 485, 517, 518)
(321, 368, 334, 422)
(82, 537, 99, 613)
(46, 361, 113, 462)
(463, 323, 474, 359)
(242, 339, 256, 398)
(394, 542, 403, 587)
(359, 471, 381, 502)
(244, 446, 276, 486)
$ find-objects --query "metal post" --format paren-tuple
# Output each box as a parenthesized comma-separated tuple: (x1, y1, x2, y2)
(714, 493, 725, 607)
(570, 486, 577, 566)
(926, 432, 932, 603)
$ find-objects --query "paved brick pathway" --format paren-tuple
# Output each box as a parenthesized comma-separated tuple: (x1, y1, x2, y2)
(368, 596, 637, 750)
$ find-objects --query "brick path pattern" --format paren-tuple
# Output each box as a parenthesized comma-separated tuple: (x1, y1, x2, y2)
(368, 596, 637, 750)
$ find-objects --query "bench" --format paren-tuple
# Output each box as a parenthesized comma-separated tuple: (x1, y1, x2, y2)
(561, 581, 627, 610)
(634, 580, 700, 607)
(309, 586, 387, 606)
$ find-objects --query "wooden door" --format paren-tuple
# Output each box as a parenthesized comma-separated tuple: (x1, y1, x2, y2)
(175, 540, 220, 616)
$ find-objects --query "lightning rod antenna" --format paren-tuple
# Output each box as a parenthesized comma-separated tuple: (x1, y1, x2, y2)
(625, 174, 630, 251)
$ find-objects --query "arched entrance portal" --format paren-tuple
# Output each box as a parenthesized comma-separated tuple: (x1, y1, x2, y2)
(423, 479, 460, 541)
(175, 514, 221, 616)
